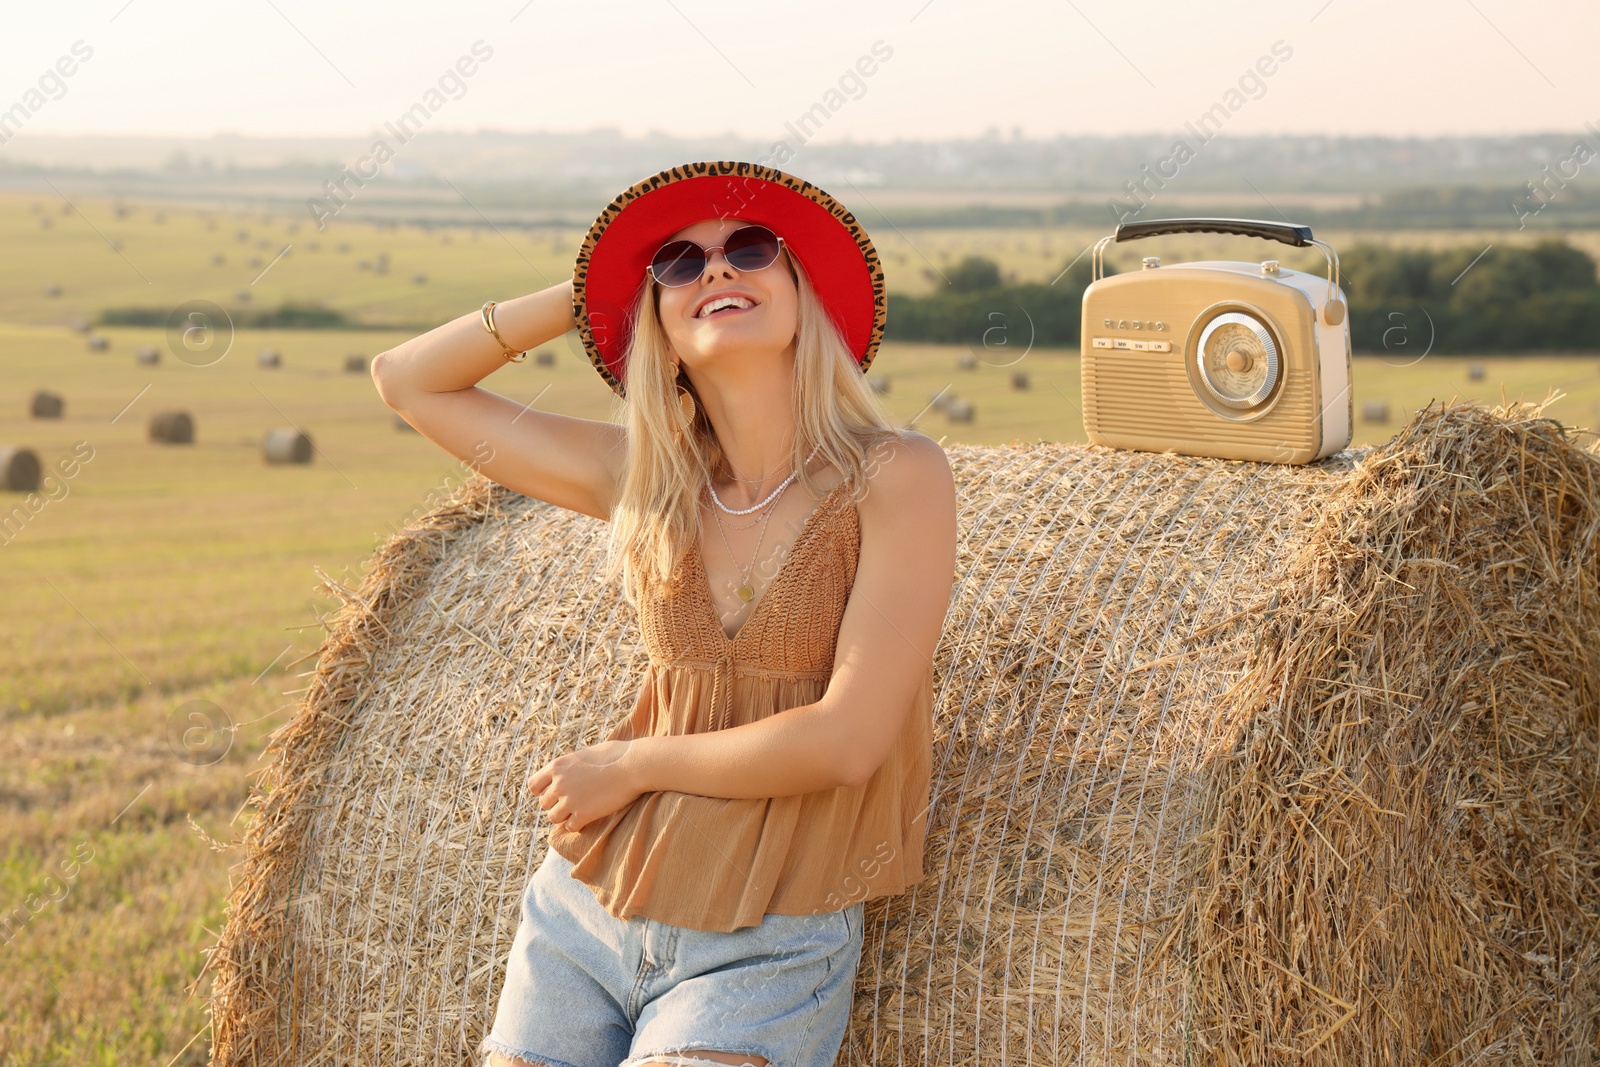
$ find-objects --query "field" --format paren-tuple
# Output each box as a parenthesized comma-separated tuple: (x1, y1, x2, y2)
(3, 189, 1599, 1064)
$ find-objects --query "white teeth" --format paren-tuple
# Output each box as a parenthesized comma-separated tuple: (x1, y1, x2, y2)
(698, 295, 754, 318)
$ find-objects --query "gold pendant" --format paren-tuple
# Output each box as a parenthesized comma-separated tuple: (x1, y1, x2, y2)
(736, 583, 755, 601)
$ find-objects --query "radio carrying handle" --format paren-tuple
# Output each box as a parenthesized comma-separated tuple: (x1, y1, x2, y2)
(1091, 216, 1344, 325)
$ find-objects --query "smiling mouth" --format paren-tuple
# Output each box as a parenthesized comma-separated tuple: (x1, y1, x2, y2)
(694, 294, 755, 319)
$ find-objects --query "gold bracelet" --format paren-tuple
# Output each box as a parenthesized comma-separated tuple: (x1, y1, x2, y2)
(480, 300, 529, 363)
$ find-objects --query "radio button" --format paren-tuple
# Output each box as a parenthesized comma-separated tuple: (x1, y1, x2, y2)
(1113, 338, 1132, 350)
(1091, 337, 1113, 349)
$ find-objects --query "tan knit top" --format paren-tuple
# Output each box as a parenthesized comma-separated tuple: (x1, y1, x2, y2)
(547, 477, 934, 932)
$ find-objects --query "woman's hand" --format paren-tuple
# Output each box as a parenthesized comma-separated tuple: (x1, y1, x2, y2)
(526, 739, 645, 834)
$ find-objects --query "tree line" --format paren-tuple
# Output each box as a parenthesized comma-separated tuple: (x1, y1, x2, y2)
(884, 238, 1600, 354)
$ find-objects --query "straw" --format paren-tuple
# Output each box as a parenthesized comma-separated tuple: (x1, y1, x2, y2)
(196, 397, 1599, 1066)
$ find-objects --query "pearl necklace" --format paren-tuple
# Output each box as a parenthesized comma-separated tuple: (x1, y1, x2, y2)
(707, 445, 820, 515)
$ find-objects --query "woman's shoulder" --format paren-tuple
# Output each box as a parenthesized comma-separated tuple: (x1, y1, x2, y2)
(857, 430, 953, 501)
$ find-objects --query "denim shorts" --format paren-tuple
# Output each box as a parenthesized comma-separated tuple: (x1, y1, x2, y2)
(478, 844, 866, 1067)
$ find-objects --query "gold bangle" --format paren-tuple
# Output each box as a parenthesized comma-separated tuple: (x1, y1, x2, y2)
(480, 300, 529, 363)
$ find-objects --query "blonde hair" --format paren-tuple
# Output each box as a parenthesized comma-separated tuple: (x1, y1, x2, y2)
(600, 246, 907, 607)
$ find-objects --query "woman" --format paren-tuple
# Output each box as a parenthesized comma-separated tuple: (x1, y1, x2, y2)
(371, 161, 957, 1067)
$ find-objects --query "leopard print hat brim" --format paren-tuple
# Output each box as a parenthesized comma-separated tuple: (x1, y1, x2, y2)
(571, 160, 887, 398)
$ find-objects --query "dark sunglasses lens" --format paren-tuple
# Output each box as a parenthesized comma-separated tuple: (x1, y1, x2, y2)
(651, 240, 704, 286)
(724, 226, 780, 270)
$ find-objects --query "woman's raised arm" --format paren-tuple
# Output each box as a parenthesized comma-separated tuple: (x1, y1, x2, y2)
(371, 279, 626, 521)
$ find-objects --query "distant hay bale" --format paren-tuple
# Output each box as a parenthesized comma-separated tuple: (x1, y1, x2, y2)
(0, 446, 42, 491)
(148, 410, 193, 444)
(1468, 361, 1486, 381)
(262, 427, 313, 465)
(1012, 370, 1030, 390)
(30, 391, 63, 419)
(1362, 398, 1390, 423)
(957, 352, 978, 370)
(947, 397, 975, 422)
(534, 350, 555, 366)
(137, 346, 160, 365)
(258, 349, 280, 368)
(198, 400, 1600, 1066)
(344, 354, 368, 374)
(869, 375, 890, 394)
(43, 284, 61, 298)
(87, 335, 108, 352)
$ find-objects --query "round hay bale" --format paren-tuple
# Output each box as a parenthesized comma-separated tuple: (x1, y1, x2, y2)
(30, 391, 64, 419)
(947, 397, 975, 422)
(262, 427, 313, 464)
(198, 400, 1600, 1066)
(869, 375, 890, 394)
(148, 410, 193, 444)
(87, 335, 108, 352)
(71, 317, 91, 333)
(258, 349, 281, 368)
(1468, 361, 1486, 381)
(43, 284, 61, 298)
(345, 354, 369, 374)
(1361, 398, 1390, 423)
(1012, 370, 1030, 390)
(957, 352, 977, 371)
(534, 350, 555, 367)
(137, 346, 160, 365)
(0, 446, 42, 491)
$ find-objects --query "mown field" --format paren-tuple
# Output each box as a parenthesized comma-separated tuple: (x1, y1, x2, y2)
(3, 189, 1598, 1064)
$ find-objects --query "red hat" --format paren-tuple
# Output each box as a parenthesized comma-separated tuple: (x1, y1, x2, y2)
(571, 160, 886, 398)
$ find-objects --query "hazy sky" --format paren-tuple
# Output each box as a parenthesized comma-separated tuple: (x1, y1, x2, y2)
(1, 0, 1595, 143)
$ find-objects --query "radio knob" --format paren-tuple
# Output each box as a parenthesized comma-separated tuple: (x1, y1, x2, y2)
(1260, 260, 1280, 275)
(1142, 257, 1160, 269)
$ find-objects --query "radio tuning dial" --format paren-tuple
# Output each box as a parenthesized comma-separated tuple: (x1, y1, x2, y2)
(1196, 311, 1279, 409)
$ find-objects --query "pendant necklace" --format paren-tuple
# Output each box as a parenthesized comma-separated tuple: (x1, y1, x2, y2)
(712, 483, 786, 603)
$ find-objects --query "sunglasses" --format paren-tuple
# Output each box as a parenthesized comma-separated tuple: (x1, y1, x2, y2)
(646, 224, 787, 288)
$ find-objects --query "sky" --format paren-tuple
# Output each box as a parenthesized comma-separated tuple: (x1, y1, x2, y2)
(0, 0, 1595, 144)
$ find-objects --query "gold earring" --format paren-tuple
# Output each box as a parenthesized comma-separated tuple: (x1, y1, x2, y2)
(673, 363, 696, 433)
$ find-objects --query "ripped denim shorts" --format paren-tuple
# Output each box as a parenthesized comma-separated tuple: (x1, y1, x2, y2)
(479, 844, 866, 1067)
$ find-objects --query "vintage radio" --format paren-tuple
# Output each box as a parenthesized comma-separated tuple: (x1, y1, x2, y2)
(1080, 218, 1353, 464)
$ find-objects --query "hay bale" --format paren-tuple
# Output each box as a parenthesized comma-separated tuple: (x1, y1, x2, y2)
(1468, 361, 1486, 381)
(258, 349, 281, 369)
(1012, 370, 1030, 390)
(137, 346, 160, 365)
(345, 354, 369, 374)
(87, 335, 108, 352)
(957, 352, 978, 371)
(534, 350, 555, 367)
(869, 376, 890, 394)
(262, 427, 313, 464)
(148, 410, 193, 444)
(197, 400, 1600, 1066)
(30, 391, 63, 419)
(1362, 398, 1390, 423)
(0, 446, 41, 491)
(947, 397, 975, 422)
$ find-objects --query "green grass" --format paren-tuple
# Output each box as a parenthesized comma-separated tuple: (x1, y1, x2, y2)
(3, 189, 1599, 1064)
